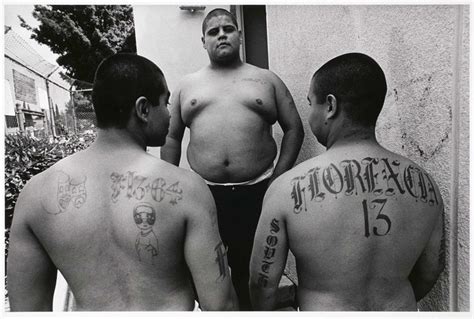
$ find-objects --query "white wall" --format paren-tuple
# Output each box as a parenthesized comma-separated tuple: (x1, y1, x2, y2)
(133, 5, 230, 167)
(267, 5, 469, 311)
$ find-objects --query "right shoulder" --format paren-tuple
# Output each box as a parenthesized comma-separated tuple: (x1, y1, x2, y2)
(177, 68, 208, 91)
(13, 156, 72, 221)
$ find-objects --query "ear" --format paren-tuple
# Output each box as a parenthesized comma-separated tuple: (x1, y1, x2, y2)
(326, 94, 338, 120)
(201, 36, 205, 48)
(239, 30, 242, 44)
(135, 96, 150, 123)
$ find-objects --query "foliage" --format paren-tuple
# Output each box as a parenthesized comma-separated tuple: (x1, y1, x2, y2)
(4, 133, 96, 267)
(19, 5, 136, 83)
(67, 91, 94, 114)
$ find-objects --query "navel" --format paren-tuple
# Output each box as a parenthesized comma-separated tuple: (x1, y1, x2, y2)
(256, 98, 263, 105)
(191, 99, 197, 106)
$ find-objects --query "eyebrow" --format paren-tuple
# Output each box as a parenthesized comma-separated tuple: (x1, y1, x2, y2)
(206, 24, 236, 32)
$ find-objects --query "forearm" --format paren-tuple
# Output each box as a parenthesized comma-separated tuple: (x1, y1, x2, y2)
(160, 137, 182, 165)
(272, 128, 304, 179)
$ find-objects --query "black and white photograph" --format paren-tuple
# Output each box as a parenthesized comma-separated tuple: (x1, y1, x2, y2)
(3, 1, 470, 314)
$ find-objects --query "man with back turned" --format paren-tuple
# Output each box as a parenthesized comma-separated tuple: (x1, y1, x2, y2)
(249, 52, 445, 310)
(8, 53, 236, 311)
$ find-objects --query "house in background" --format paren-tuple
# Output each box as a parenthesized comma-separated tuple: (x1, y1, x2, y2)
(4, 26, 71, 137)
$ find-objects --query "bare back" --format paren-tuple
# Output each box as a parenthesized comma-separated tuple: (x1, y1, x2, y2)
(176, 64, 279, 182)
(9, 144, 231, 311)
(273, 144, 442, 310)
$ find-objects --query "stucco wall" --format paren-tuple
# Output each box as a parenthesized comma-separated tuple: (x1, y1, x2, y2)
(133, 5, 230, 167)
(267, 5, 469, 311)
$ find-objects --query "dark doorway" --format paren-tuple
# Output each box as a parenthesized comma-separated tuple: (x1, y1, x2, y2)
(241, 5, 269, 69)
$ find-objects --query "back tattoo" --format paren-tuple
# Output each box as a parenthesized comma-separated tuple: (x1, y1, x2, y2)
(290, 157, 440, 238)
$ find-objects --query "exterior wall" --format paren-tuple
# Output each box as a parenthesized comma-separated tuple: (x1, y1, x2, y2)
(266, 5, 469, 311)
(133, 5, 230, 167)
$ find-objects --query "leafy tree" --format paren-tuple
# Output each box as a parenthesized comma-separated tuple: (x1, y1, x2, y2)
(20, 5, 136, 84)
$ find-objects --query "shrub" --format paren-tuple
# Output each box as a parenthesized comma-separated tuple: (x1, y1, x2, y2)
(4, 132, 95, 298)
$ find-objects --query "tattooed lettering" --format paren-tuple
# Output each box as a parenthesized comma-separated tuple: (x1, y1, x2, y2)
(290, 158, 439, 213)
(215, 242, 229, 281)
(258, 218, 280, 288)
(270, 218, 280, 233)
(362, 198, 391, 238)
(111, 171, 183, 205)
(134, 203, 159, 265)
(52, 171, 87, 215)
(241, 78, 267, 85)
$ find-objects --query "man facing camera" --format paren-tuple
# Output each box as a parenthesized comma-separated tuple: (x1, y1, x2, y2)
(161, 8, 304, 310)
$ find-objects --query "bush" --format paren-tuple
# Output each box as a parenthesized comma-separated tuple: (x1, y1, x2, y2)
(4, 132, 95, 298)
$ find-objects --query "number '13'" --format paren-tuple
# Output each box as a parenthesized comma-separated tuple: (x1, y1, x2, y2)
(362, 198, 391, 237)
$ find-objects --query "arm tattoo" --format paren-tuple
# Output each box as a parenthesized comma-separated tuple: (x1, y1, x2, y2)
(133, 203, 159, 265)
(257, 218, 280, 288)
(50, 171, 87, 215)
(214, 241, 229, 281)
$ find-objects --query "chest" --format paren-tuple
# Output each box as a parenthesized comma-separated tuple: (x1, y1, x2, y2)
(180, 77, 277, 124)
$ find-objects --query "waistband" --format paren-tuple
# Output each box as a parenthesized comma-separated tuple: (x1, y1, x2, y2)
(199, 164, 274, 187)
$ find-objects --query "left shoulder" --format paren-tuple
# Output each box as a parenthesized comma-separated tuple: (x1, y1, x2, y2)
(243, 63, 284, 83)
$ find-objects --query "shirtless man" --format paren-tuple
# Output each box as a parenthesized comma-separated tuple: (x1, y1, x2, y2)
(7, 53, 237, 311)
(249, 53, 445, 311)
(161, 8, 304, 309)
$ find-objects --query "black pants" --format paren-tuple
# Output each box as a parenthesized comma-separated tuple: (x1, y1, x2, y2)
(209, 179, 269, 310)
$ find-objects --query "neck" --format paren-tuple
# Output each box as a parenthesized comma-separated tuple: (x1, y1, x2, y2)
(326, 125, 377, 150)
(91, 127, 147, 152)
(209, 56, 243, 69)
(140, 228, 153, 235)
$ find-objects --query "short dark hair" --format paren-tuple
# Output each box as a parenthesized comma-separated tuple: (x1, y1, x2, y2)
(312, 53, 387, 127)
(202, 8, 238, 34)
(92, 53, 166, 128)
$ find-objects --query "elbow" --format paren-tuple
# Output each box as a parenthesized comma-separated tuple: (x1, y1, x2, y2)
(201, 297, 237, 311)
(200, 288, 238, 311)
(249, 281, 278, 311)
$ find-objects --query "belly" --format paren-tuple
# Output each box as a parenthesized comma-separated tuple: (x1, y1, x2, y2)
(186, 114, 277, 183)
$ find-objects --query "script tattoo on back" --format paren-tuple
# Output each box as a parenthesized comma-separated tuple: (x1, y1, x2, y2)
(110, 171, 183, 205)
(290, 158, 440, 238)
(257, 218, 280, 288)
(49, 171, 87, 215)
